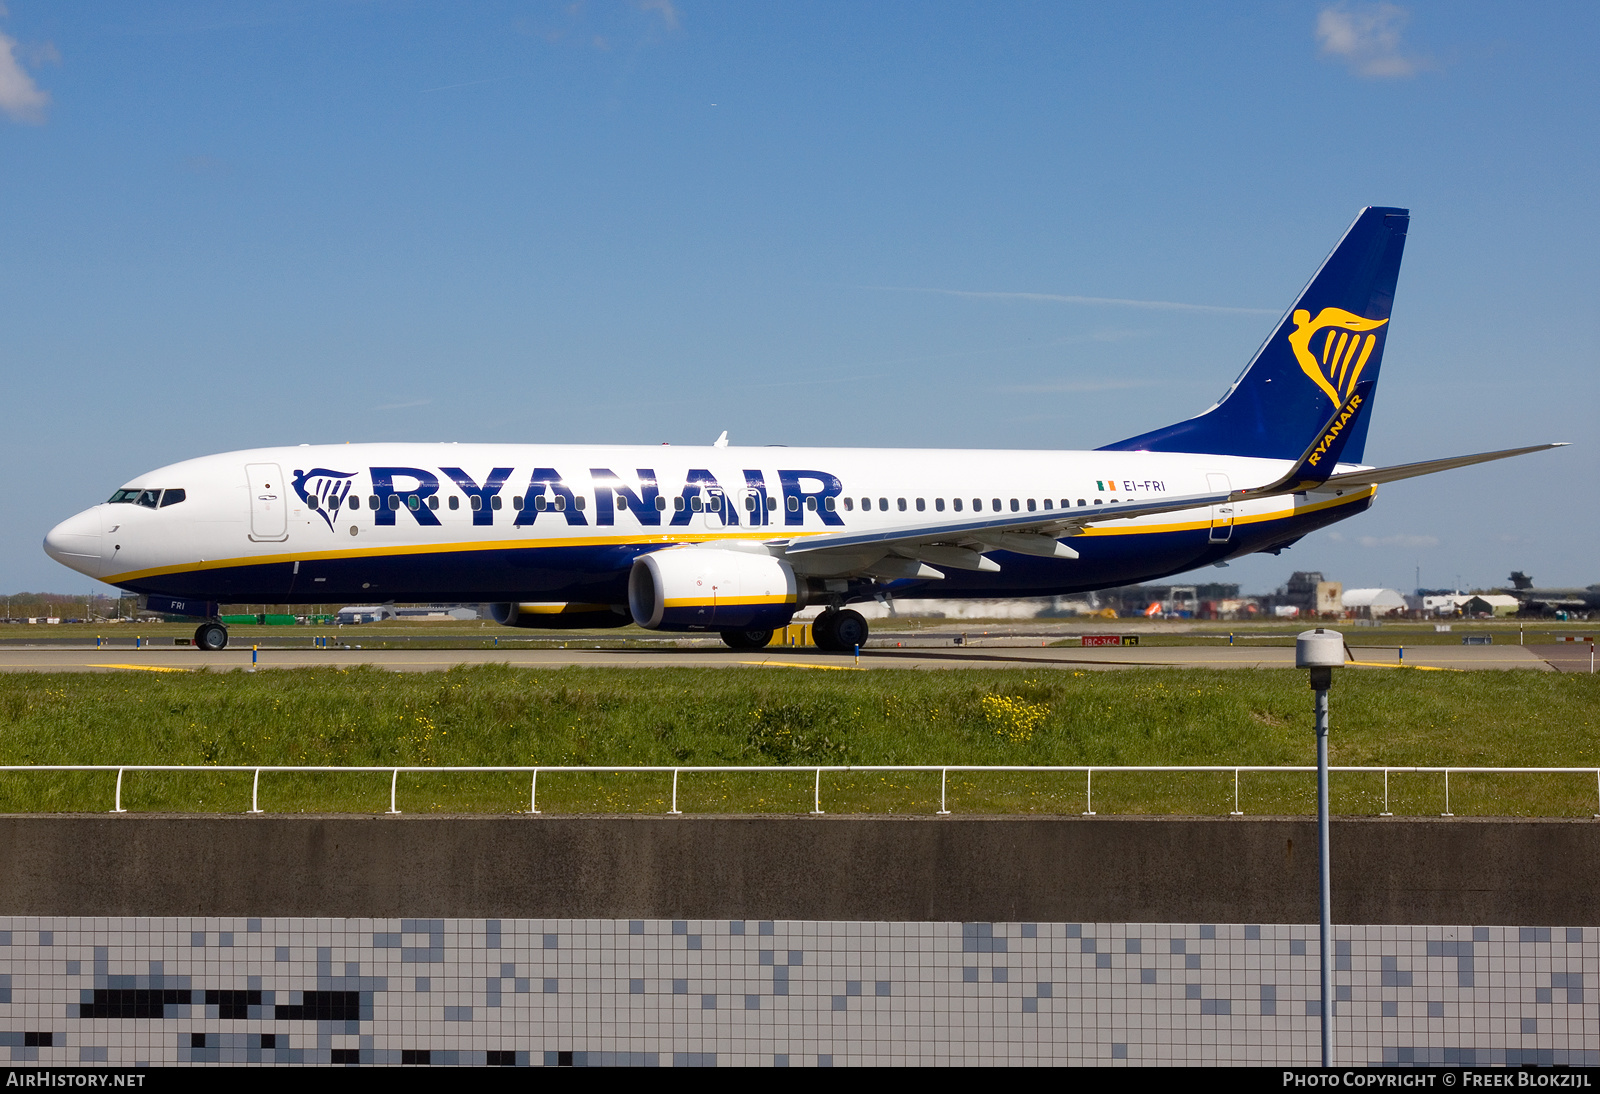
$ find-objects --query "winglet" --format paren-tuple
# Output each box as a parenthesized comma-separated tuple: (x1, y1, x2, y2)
(1240, 379, 1375, 496)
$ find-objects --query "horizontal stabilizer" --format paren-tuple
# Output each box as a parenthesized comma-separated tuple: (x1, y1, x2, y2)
(1321, 443, 1569, 489)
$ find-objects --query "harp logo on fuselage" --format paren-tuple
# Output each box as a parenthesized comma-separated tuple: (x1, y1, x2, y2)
(1287, 307, 1389, 406)
(291, 468, 357, 530)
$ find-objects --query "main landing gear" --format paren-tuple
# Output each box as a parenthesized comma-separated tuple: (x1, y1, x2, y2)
(717, 609, 869, 653)
(719, 628, 774, 650)
(812, 609, 868, 653)
(194, 621, 229, 651)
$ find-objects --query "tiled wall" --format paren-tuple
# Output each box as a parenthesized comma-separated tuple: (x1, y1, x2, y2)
(0, 918, 1593, 1066)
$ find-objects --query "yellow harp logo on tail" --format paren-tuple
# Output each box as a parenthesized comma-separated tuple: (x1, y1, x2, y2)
(1288, 307, 1389, 404)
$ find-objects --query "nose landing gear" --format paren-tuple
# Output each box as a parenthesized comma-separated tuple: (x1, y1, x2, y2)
(194, 621, 229, 651)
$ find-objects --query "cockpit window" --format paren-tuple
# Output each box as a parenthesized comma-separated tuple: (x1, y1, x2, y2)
(108, 487, 185, 507)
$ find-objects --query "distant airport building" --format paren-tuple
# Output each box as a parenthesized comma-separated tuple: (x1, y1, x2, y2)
(1097, 583, 1243, 619)
(336, 606, 395, 624)
(1460, 594, 1521, 618)
(1276, 572, 1343, 616)
(335, 604, 478, 624)
(1341, 588, 1407, 617)
(393, 606, 479, 622)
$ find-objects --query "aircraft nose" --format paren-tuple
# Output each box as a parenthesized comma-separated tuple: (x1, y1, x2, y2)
(43, 509, 106, 578)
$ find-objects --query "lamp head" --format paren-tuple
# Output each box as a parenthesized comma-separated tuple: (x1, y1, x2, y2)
(1297, 627, 1343, 690)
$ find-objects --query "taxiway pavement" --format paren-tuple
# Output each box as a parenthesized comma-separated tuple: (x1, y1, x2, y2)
(0, 643, 1556, 673)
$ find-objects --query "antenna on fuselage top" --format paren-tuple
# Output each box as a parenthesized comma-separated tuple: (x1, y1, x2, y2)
(713, 431, 729, 447)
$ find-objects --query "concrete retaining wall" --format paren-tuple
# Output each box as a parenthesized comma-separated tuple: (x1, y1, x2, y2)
(0, 815, 1594, 924)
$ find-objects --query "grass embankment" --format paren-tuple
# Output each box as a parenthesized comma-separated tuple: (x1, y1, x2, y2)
(0, 666, 1596, 816)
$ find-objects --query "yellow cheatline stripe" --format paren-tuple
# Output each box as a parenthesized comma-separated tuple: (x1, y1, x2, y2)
(1079, 488, 1374, 538)
(740, 660, 865, 671)
(103, 489, 1377, 583)
(102, 528, 783, 583)
(87, 663, 191, 673)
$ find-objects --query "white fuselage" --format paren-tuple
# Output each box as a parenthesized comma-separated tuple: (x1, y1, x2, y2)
(44, 442, 1375, 614)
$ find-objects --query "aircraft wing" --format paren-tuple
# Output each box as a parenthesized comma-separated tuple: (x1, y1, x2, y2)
(1320, 443, 1568, 488)
(778, 489, 1233, 577)
(777, 440, 1566, 580)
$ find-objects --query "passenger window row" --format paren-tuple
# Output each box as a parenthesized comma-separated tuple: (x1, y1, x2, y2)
(310, 493, 599, 513)
(838, 496, 1089, 514)
(301, 489, 1106, 519)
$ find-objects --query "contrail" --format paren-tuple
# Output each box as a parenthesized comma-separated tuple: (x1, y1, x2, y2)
(421, 75, 517, 93)
(871, 286, 1275, 316)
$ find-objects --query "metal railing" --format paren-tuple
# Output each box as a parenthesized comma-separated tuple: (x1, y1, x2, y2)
(2, 764, 1599, 817)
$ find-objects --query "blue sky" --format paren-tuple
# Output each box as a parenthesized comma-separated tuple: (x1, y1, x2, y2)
(4, 1, 1596, 597)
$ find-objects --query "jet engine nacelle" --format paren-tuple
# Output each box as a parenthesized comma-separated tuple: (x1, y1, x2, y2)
(628, 547, 799, 631)
(489, 602, 631, 629)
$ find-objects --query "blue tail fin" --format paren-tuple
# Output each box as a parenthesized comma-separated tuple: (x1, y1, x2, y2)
(1100, 206, 1408, 463)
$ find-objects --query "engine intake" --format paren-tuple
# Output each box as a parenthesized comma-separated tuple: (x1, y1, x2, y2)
(628, 547, 799, 631)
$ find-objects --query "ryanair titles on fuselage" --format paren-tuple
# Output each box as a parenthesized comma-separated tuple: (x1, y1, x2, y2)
(291, 465, 845, 531)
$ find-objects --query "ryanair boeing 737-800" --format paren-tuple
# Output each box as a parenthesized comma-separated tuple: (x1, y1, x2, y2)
(43, 208, 1563, 651)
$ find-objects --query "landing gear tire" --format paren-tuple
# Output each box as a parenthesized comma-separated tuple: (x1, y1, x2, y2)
(831, 609, 868, 651)
(811, 611, 838, 651)
(813, 609, 867, 653)
(194, 622, 228, 651)
(720, 628, 774, 650)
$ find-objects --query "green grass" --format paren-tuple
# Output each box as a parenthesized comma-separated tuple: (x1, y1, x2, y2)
(0, 665, 1596, 816)
(12, 617, 1593, 649)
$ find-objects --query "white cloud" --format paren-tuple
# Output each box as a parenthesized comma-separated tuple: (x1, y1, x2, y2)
(0, 30, 49, 123)
(1316, 3, 1431, 78)
(635, 0, 681, 32)
(1357, 533, 1440, 548)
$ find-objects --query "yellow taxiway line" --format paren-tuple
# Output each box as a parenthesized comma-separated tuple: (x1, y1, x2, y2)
(85, 663, 192, 673)
(739, 660, 866, 671)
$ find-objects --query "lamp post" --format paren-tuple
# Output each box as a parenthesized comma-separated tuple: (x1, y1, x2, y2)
(1297, 626, 1343, 1068)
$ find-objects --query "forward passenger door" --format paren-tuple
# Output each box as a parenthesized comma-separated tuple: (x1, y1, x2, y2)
(246, 462, 289, 542)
